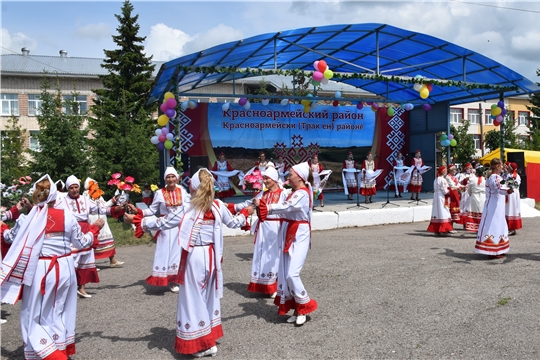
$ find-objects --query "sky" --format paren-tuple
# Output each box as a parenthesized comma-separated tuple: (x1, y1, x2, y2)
(2, 0, 540, 82)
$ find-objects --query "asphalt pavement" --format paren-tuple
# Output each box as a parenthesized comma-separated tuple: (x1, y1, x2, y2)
(2, 217, 540, 360)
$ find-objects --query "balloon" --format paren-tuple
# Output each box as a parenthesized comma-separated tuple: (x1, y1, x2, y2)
(448, 134, 454, 140)
(261, 99, 269, 106)
(426, 84, 433, 92)
(161, 127, 168, 135)
(450, 139, 457, 147)
(313, 61, 319, 71)
(419, 86, 429, 99)
(312, 71, 324, 82)
(181, 101, 188, 111)
(494, 119, 502, 126)
(323, 69, 333, 79)
(335, 91, 342, 98)
(222, 102, 230, 111)
(158, 135, 166, 142)
(501, 108, 507, 116)
(160, 103, 168, 113)
(356, 102, 364, 110)
(157, 114, 169, 126)
(165, 97, 177, 109)
(317, 60, 327, 72)
(495, 115, 503, 123)
(415, 74, 424, 80)
(281, 99, 289, 106)
(321, 78, 329, 85)
(310, 102, 318, 110)
(155, 129, 162, 136)
(164, 92, 175, 100)
(441, 134, 448, 141)
(301, 99, 311, 107)
(491, 106, 501, 116)
(371, 102, 379, 110)
(164, 140, 173, 150)
(166, 133, 174, 141)
(157, 142, 165, 151)
(165, 108, 176, 118)
(443, 139, 451, 146)
(238, 97, 247, 106)
(413, 83, 423, 92)
(387, 107, 395, 116)
(366, 101, 373, 106)
(243, 101, 251, 110)
(440, 140, 445, 146)
(303, 106, 310, 113)
(333, 100, 339, 107)
(423, 103, 431, 111)
(405, 103, 414, 111)
(311, 79, 321, 86)
(188, 100, 197, 109)
(150, 136, 159, 145)
(491, 104, 498, 110)
(497, 100, 505, 108)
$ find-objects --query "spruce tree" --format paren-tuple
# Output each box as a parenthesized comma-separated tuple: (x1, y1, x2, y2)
(525, 69, 540, 150)
(89, 0, 158, 187)
(0, 116, 28, 184)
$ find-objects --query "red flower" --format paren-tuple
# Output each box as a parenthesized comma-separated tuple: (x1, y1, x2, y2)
(111, 172, 122, 179)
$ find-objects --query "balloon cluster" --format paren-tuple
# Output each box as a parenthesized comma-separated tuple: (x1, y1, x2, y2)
(180, 99, 198, 111)
(151, 126, 174, 151)
(491, 100, 506, 126)
(301, 93, 316, 113)
(413, 75, 433, 99)
(158, 92, 177, 127)
(440, 133, 457, 147)
(311, 60, 333, 86)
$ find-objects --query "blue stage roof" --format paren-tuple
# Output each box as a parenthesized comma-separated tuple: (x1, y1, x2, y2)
(148, 23, 540, 106)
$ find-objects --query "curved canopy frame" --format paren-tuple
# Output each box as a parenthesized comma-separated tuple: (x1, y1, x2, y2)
(147, 23, 540, 106)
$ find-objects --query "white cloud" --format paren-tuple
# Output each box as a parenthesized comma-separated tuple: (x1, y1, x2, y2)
(76, 23, 111, 41)
(511, 31, 540, 62)
(1, 28, 37, 55)
(182, 24, 244, 55)
(145, 23, 192, 61)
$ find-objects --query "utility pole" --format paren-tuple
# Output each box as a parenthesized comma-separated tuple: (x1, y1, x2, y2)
(499, 93, 505, 162)
(479, 103, 485, 157)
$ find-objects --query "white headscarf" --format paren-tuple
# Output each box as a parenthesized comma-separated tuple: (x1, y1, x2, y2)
(189, 168, 214, 191)
(164, 167, 179, 180)
(66, 175, 80, 189)
(83, 177, 96, 190)
(262, 166, 279, 183)
(291, 162, 310, 183)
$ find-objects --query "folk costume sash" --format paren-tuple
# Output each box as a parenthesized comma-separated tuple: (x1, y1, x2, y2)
(283, 187, 311, 253)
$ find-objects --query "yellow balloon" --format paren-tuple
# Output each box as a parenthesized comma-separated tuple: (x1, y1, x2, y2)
(419, 87, 429, 99)
(164, 92, 175, 100)
(323, 69, 333, 79)
(157, 114, 169, 126)
(303, 106, 310, 113)
(491, 106, 502, 116)
(301, 99, 311, 107)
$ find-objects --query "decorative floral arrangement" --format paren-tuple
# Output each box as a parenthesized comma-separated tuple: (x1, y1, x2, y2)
(501, 172, 520, 189)
(107, 173, 141, 193)
(243, 169, 263, 191)
(87, 180, 104, 200)
(1, 176, 33, 208)
(150, 184, 159, 192)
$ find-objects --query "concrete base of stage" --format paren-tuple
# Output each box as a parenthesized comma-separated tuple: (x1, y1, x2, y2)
(223, 189, 540, 237)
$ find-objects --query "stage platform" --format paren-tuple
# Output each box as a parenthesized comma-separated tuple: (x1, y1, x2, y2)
(223, 189, 540, 236)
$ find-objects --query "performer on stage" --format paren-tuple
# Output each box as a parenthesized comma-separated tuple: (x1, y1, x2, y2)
(465, 167, 486, 232)
(308, 154, 325, 207)
(360, 152, 382, 204)
(255, 162, 318, 326)
(393, 152, 407, 198)
(211, 152, 237, 199)
(505, 162, 522, 236)
(275, 155, 289, 184)
(244, 151, 272, 193)
(445, 164, 463, 224)
(407, 150, 425, 200)
(342, 151, 358, 200)
(475, 158, 513, 258)
(427, 166, 455, 236)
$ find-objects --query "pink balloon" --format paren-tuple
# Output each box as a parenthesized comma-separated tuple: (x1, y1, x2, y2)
(158, 135, 166, 142)
(160, 103, 168, 113)
(495, 115, 503, 122)
(312, 71, 324, 82)
(165, 97, 177, 109)
(313, 61, 319, 71)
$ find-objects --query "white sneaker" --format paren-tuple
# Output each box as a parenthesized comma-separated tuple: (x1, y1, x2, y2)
(270, 292, 277, 299)
(192, 345, 217, 358)
(286, 315, 297, 323)
(169, 284, 179, 293)
(0, 319, 7, 324)
(296, 314, 307, 325)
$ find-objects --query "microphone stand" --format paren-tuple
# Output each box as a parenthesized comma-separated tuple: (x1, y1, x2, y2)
(347, 170, 368, 210)
(381, 171, 400, 208)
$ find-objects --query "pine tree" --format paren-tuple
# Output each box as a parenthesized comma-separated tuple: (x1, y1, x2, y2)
(0, 116, 28, 184)
(28, 76, 90, 181)
(89, 0, 158, 187)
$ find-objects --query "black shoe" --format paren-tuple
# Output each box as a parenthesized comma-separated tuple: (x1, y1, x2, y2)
(394, 194, 398, 198)
(399, 194, 402, 198)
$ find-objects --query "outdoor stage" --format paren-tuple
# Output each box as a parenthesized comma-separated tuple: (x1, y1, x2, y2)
(223, 190, 540, 236)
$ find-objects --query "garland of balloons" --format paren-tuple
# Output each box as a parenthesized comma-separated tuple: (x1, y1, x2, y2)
(491, 100, 506, 126)
(440, 133, 457, 147)
(151, 92, 177, 150)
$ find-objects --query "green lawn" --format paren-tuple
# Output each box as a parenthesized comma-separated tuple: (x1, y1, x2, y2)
(107, 218, 154, 247)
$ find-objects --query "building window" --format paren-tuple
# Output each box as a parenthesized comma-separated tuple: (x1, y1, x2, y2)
(63, 95, 87, 115)
(1, 94, 19, 116)
(29, 131, 41, 151)
(485, 110, 493, 125)
(450, 108, 463, 124)
(28, 94, 43, 116)
(468, 109, 480, 124)
(518, 111, 529, 126)
(473, 134, 481, 150)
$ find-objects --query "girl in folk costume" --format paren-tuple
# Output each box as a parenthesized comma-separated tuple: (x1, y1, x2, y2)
(427, 166, 455, 236)
(360, 152, 382, 204)
(505, 162, 522, 236)
(457, 163, 473, 227)
(308, 154, 325, 207)
(393, 152, 407, 198)
(465, 167, 486, 232)
(256, 151, 272, 171)
(445, 164, 463, 224)
(234, 166, 287, 297)
(342, 151, 358, 200)
(126, 169, 254, 358)
(211, 152, 236, 199)
(0, 175, 100, 360)
(255, 162, 318, 326)
(83, 177, 124, 268)
(408, 150, 424, 201)
(275, 155, 289, 184)
(142, 184, 153, 206)
(475, 158, 514, 258)
(127, 167, 190, 293)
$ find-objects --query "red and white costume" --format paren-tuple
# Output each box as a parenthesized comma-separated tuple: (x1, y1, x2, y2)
(505, 169, 522, 231)
(211, 159, 236, 199)
(360, 159, 382, 196)
(465, 174, 486, 232)
(308, 160, 324, 201)
(393, 157, 407, 195)
(457, 169, 473, 225)
(275, 159, 289, 184)
(427, 172, 454, 234)
(1, 175, 97, 360)
(445, 172, 462, 223)
(475, 174, 512, 255)
(342, 158, 358, 196)
(142, 189, 153, 206)
(407, 157, 425, 193)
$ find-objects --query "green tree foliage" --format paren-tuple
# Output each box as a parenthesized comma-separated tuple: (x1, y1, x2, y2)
(88, 0, 158, 187)
(28, 76, 90, 181)
(524, 69, 540, 150)
(0, 116, 28, 184)
(483, 113, 521, 154)
(449, 120, 476, 164)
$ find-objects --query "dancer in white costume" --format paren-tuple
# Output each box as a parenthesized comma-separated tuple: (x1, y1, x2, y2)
(211, 152, 240, 199)
(0, 175, 99, 359)
(426, 166, 454, 236)
(342, 151, 358, 200)
(465, 167, 486, 232)
(126, 169, 254, 357)
(504, 162, 522, 236)
(128, 167, 190, 293)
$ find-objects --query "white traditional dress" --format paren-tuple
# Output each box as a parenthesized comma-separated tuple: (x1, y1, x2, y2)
(393, 158, 408, 195)
(84, 194, 117, 260)
(445, 174, 462, 223)
(475, 174, 511, 255)
(465, 175, 486, 232)
(309, 161, 325, 201)
(457, 173, 472, 225)
(505, 173, 522, 231)
(275, 161, 289, 184)
(211, 160, 237, 199)
(360, 160, 382, 196)
(140, 185, 190, 286)
(342, 159, 358, 196)
(258, 187, 318, 317)
(133, 199, 249, 355)
(427, 176, 454, 233)
(407, 157, 425, 193)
